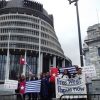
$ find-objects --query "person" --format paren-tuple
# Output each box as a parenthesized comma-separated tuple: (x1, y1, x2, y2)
(19, 74, 26, 100)
(61, 69, 71, 78)
(40, 73, 49, 100)
(30, 74, 38, 100)
(15, 75, 22, 100)
(27, 73, 38, 100)
(75, 67, 86, 100)
(45, 72, 51, 99)
(75, 67, 82, 78)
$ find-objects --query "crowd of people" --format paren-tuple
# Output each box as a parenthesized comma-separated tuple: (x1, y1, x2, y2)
(15, 66, 83, 100)
(16, 72, 56, 100)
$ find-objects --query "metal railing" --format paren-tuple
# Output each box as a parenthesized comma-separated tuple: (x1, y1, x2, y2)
(60, 94, 100, 100)
(0, 93, 23, 100)
(1, 93, 100, 100)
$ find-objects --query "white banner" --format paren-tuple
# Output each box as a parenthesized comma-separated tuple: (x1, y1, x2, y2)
(82, 65, 96, 78)
(4, 80, 18, 90)
(55, 74, 87, 98)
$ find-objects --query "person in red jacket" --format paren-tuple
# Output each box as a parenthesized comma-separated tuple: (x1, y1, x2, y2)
(19, 74, 26, 100)
(49, 67, 58, 98)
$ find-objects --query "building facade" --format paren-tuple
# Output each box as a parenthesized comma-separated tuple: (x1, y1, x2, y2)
(0, 0, 72, 81)
(83, 23, 100, 77)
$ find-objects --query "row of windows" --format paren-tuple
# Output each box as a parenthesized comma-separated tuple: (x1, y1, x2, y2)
(0, 21, 56, 40)
(0, 15, 39, 23)
(0, 21, 39, 29)
(41, 20, 53, 31)
(0, 28, 39, 36)
(0, 34, 62, 53)
(0, 20, 56, 40)
(0, 28, 60, 46)
(0, 35, 39, 43)
(0, 43, 39, 50)
(0, 43, 63, 57)
(0, 14, 55, 37)
(41, 46, 63, 57)
(41, 26, 56, 39)
(41, 32, 60, 47)
(41, 39, 63, 52)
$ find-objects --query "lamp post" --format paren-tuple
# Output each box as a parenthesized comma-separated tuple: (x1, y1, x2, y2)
(68, 0, 84, 67)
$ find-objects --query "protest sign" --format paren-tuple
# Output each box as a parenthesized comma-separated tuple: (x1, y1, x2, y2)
(4, 80, 18, 90)
(82, 65, 96, 83)
(82, 65, 96, 78)
(55, 74, 87, 98)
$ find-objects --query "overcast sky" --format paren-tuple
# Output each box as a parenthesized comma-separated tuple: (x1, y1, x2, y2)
(34, 0, 100, 66)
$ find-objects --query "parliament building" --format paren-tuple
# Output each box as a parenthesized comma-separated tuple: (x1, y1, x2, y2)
(0, 0, 72, 81)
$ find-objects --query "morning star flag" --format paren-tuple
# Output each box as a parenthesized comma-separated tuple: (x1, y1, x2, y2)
(25, 80, 41, 93)
(67, 66, 77, 74)
(59, 66, 77, 74)
(20, 57, 25, 65)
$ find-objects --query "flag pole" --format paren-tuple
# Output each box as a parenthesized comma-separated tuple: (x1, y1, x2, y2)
(5, 32, 10, 80)
(37, 18, 41, 77)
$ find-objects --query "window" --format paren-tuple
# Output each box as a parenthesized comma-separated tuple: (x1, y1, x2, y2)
(98, 48, 100, 56)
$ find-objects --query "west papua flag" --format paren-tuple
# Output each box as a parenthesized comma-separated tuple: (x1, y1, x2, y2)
(19, 81, 25, 94)
(19, 80, 41, 94)
(50, 67, 58, 83)
(20, 57, 25, 65)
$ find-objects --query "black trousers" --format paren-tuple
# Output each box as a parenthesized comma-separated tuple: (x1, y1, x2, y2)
(28, 93, 38, 100)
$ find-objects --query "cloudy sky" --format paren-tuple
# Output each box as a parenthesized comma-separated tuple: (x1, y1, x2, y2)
(34, 0, 100, 66)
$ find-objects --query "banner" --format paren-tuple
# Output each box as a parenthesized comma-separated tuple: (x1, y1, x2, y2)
(82, 65, 96, 78)
(4, 80, 18, 90)
(82, 65, 96, 83)
(55, 74, 87, 98)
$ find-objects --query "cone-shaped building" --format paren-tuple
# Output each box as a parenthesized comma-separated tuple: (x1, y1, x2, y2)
(0, 0, 72, 80)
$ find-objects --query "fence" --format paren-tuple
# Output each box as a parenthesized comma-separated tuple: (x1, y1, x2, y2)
(0, 93, 41, 100)
(1, 93, 100, 100)
(0, 93, 23, 100)
(60, 94, 100, 100)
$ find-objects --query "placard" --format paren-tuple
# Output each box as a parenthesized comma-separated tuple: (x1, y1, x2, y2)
(4, 80, 18, 90)
(82, 65, 96, 78)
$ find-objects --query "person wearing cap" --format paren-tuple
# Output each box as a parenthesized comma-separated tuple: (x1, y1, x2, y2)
(76, 67, 82, 77)
(75, 67, 86, 100)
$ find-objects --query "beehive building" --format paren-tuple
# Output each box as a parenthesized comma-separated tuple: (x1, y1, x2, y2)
(0, 0, 72, 81)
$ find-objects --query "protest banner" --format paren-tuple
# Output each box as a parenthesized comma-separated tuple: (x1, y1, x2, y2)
(82, 65, 96, 83)
(4, 80, 18, 90)
(82, 65, 96, 78)
(55, 74, 87, 98)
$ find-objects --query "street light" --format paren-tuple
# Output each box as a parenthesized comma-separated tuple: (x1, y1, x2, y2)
(68, 0, 84, 67)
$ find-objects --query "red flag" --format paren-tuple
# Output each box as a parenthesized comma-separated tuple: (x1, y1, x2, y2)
(19, 81, 25, 94)
(50, 67, 58, 83)
(20, 57, 25, 65)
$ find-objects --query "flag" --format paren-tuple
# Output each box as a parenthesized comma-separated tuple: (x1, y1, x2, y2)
(25, 80, 41, 93)
(59, 66, 77, 74)
(67, 66, 77, 74)
(50, 67, 58, 83)
(20, 57, 25, 65)
(19, 81, 25, 94)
